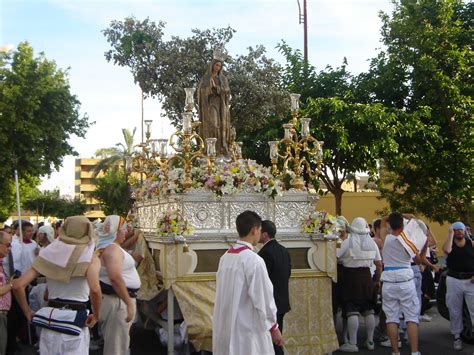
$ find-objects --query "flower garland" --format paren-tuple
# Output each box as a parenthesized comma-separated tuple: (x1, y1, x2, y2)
(156, 208, 193, 237)
(302, 209, 341, 236)
(203, 159, 283, 198)
(132, 159, 287, 200)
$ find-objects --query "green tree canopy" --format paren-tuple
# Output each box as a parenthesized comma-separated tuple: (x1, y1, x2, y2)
(0, 42, 91, 207)
(92, 168, 131, 216)
(359, 0, 473, 223)
(277, 43, 438, 215)
(102, 17, 289, 135)
(0, 176, 40, 222)
(23, 190, 87, 219)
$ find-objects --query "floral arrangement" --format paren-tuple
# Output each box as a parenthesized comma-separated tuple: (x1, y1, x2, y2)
(302, 209, 341, 236)
(203, 159, 283, 198)
(157, 208, 193, 237)
(131, 159, 286, 200)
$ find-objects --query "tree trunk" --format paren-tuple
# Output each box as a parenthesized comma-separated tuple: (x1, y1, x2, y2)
(334, 189, 344, 216)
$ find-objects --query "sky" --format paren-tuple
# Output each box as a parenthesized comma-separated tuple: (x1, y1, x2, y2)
(1, 0, 393, 197)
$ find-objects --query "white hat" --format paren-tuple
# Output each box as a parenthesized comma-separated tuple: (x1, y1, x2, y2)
(38, 225, 55, 243)
(350, 217, 370, 234)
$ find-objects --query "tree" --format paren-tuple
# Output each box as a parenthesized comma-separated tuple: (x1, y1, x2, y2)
(0, 176, 40, 222)
(360, 0, 473, 223)
(102, 18, 288, 135)
(23, 190, 87, 219)
(92, 168, 130, 216)
(279, 43, 436, 215)
(93, 128, 136, 176)
(93, 127, 136, 212)
(0, 42, 91, 207)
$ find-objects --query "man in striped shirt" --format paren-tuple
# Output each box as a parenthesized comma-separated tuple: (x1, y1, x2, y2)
(380, 212, 428, 355)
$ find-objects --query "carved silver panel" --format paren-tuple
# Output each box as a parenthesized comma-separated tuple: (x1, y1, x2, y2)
(182, 201, 223, 230)
(274, 201, 312, 230)
(136, 191, 319, 237)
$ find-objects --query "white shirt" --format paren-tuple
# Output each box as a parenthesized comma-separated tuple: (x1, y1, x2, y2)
(337, 237, 381, 268)
(1, 235, 37, 276)
(19, 240, 38, 273)
(100, 246, 141, 290)
(381, 234, 414, 283)
(213, 240, 277, 355)
(47, 277, 90, 302)
(382, 234, 413, 268)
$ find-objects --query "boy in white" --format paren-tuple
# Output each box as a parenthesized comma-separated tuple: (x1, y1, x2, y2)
(381, 212, 427, 355)
(212, 210, 283, 355)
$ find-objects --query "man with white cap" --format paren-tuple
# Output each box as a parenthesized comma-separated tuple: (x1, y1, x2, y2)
(442, 221, 474, 351)
(337, 217, 382, 352)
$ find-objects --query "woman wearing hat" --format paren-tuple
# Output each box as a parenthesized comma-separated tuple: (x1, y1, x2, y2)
(96, 215, 141, 355)
(13, 216, 101, 355)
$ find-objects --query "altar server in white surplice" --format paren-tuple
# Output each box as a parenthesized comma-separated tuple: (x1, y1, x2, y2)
(212, 210, 283, 355)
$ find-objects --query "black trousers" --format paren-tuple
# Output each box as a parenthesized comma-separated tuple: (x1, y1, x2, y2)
(274, 313, 285, 355)
(6, 297, 23, 354)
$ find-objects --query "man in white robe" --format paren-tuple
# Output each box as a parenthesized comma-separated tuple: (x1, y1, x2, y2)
(212, 210, 283, 355)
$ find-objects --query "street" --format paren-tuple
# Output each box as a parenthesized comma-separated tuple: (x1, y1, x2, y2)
(15, 306, 474, 354)
(333, 310, 474, 355)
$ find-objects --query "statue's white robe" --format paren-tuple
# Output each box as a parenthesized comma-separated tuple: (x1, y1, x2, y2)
(212, 240, 278, 355)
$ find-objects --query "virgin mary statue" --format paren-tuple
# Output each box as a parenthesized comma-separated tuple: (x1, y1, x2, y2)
(197, 49, 231, 157)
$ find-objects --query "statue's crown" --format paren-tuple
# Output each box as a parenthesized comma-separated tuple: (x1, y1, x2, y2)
(213, 47, 226, 62)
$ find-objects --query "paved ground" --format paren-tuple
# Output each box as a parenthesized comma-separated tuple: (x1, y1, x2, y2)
(333, 309, 474, 355)
(14, 308, 474, 354)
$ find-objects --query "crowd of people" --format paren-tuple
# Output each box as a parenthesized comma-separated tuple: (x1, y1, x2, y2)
(0, 209, 472, 355)
(0, 215, 146, 355)
(333, 213, 473, 354)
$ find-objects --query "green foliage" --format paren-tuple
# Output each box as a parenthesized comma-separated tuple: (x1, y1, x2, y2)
(361, 0, 473, 223)
(93, 128, 136, 177)
(92, 128, 135, 216)
(0, 42, 91, 203)
(23, 190, 87, 219)
(0, 176, 41, 222)
(102, 17, 288, 136)
(278, 42, 439, 215)
(92, 168, 131, 216)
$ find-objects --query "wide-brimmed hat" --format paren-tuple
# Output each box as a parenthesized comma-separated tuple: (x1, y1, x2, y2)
(349, 217, 371, 234)
(58, 216, 95, 245)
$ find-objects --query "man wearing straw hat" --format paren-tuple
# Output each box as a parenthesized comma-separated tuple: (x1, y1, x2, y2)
(12, 216, 101, 355)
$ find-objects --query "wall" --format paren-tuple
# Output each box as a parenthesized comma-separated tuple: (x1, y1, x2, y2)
(317, 192, 449, 247)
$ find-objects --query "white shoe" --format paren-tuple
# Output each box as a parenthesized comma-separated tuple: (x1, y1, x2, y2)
(419, 314, 432, 322)
(364, 340, 375, 350)
(380, 339, 402, 348)
(339, 343, 359, 352)
(454, 338, 462, 351)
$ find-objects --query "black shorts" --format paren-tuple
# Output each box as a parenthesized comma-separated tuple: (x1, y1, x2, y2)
(343, 300, 375, 317)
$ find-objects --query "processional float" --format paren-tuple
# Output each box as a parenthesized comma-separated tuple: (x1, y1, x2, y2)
(130, 82, 340, 354)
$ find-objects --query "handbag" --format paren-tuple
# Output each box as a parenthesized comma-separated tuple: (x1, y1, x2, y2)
(32, 306, 88, 336)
